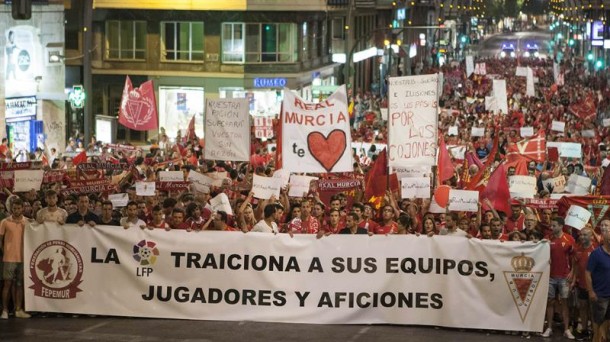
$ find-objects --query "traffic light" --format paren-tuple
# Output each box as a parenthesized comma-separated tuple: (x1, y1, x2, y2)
(587, 51, 594, 61)
(460, 35, 467, 43)
(12, 0, 32, 20)
(595, 59, 604, 70)
(568, 39, 575, 46)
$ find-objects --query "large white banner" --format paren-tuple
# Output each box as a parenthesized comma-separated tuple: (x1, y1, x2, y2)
(281, 86, 352, 173)
(25, 223, 549, 332)
(388, 74, 439, 168)
(204, 98, 250, 161)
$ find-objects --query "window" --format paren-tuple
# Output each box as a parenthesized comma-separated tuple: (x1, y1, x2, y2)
(161, 22, 204, 62)
(222, 23, 245, 63)
(225, 23, 297, 64)
(106, 20, 147, 60)
(302, 22, 309, 61)
(331, 18, 345, 40)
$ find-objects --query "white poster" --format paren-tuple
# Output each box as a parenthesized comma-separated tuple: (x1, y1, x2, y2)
(582, 130, 596, 138)
(567, 174, 592, 195)
(509, 175, 537, 199)
(560, 143, 582, 158)
(393, 166, 430, 179)
(204, 98, 250, 161)
(520, 127, 534, 137)
(13, 170, 44, 192)
(471, 127, 485, 137)
(485, 96, 497, 112)
(551, 121, 565, 132)
(447, 189, 479, 212)
(401, 177, 430, 199)
(448, 126, 458, 136)
(273, 169, 291, 188)
(474, 62, 487, 75)
(159, 171, 184, 182)
(187, 171, 213, 193)
(526, 67, 535, 97)
(108, 193, 129, 208)
(252, 175, 281, 200)
(447, 145, 466, 160)
(288, 175, 318, 198)
(466, 56, 474, 77)
(492, 80, 508, 115)
(603, 118, 610, 127)
(281, 85, 352, 173)
(135, 181, 156, 197)
(388, 74, 439, 168)
(516, 66, 528, 77)
(565, 205, 591, 230)
(209, 193, 234, 216)
(25, 223, 550, 332)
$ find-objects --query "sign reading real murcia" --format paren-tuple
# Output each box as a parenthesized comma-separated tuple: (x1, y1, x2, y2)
(26, 223, 549, 332)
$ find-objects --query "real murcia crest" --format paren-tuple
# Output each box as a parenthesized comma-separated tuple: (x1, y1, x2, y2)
(503, 253, 542, 322)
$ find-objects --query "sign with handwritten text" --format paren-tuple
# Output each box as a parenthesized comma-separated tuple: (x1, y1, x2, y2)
(509, 175, 537, 199)
(520, 127, 534, 137)
(204, 98, 250, 161)
(187, 171, 213, 193)
(401, 177, 430, 199)
(565, 205, 591, 230)
(567, 174, 591, 195)
(252, 175, 281, 200)
(13, 170, 44, 192)
(159, 171, 184, 182)
(448, 189, 479, 212)
(135, 181, 156, 197)
(388, 74, 439, 168)
(551, 120, 565, 132)
(542, 176, 566, 193)
(108, 193, 129, 208)
(288, 175, 318, 197)
(209, 193, 233, 216)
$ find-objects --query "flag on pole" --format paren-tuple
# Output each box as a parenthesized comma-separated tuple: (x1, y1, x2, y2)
(118, 76, 159, 131)
(185, 115, 196, 142)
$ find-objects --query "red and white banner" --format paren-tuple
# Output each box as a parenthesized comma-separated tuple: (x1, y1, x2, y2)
(281, 86, 352, 173)
(25, 223, 549, 332)
(118, 76, 159, 131)
(388, 74, 439, 168)
(506, 130, 546, 163)
(254, 116, 274, 139)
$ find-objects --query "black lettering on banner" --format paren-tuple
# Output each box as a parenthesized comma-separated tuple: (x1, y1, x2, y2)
(315, 291, 444, 309)
(330, 257, 377, 273)
(308, 257, 324, 273)
(295, 291, 310, 307)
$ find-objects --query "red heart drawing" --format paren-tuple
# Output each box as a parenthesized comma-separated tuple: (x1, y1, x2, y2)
(307, 130, 347, 172)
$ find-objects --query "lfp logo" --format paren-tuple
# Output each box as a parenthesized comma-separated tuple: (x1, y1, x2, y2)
(29, 240, 83, 299)
(133, 240, 159, 277)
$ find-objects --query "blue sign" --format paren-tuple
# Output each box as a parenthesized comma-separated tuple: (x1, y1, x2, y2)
(253, 78, 287, 88)
(397, 8, 406, 20)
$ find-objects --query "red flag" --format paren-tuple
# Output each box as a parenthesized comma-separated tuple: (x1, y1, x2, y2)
(275, 107, 283, 170)
(72, 151, 87, 165)
(437, 134, 454, 184)
(185, 115, 196, 141)
(568, 94, 596, 120)
(600, 166, 610, 195)
(480, 164, 511, 216)
(464, 134, 499, 190)
(118, 76, 159, 131)
(505, 130, 546, 163)
(364, 149, 388, 201)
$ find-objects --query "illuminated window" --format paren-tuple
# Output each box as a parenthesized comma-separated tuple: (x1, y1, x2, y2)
(223, 22, 297, 64)
(161, 22, 204, 62)
(105, 20, 146, 60)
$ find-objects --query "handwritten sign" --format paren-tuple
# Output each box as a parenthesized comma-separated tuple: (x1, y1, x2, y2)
(288, 175, 318, 197)
(204, 98, 250, 161)
(448, 126, 458, 136)
(448, 189, 479, 212)
(388, 74, 438, 168)
(561, 143, 582, 158)
(401, 177, 430, 199)
(273, 169, 291, 188)
(509, 175, 537, 199)
(13, 170, 44, 192)
(281, 85, 352, 173)
(471, 127, 485, 137)
(208, 172, 229, 188)
(492, 79, 508, 115)
(252, 175, 281, 200)
(551, 120, 565, 132)
(515, 66, 528, 77)
(447, 145, 466, 160)
(209, 193, 233, 216)
(526, 67, 535, 97)
(567, 174, 591, 195)
(520, 126, 534, 137)
(466, 56, 474, 76)
(485, 96, 497, 112)
(565, 205, 591, 230)
(108, 193, 129, 208)
(393, 166, 430, 179)
(542, 176, 566, 193)
(582, 130, 596, 138)
(159, 171, 184, 182)
(135, 181, 156, 197)
(187, 171, 213, 193)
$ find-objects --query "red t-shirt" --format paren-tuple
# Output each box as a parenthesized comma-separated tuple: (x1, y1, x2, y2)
(323, 222, 345, 235)
(288, 216, 320, 234)
(374, 221, 398, 235)
(548, 233, 576, 278)
(358, 219, 379, 232)
(573, 243, 597, 289)
(505, 214, 525, 232)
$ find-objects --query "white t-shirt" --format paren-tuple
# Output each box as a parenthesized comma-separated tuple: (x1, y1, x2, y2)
(251, 220, 278, 234)
(36, 207, 68, 224)
(120, 217, 147, 229)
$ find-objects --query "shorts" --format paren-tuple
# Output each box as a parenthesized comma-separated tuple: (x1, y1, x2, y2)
(3, 262, 24, 285)
(591, 297, 610, 324)
(577, 287, 590, 301)
(548, 278, 570, 299)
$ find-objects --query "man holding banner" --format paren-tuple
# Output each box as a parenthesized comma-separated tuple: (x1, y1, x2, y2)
(587, 220, 610, 342)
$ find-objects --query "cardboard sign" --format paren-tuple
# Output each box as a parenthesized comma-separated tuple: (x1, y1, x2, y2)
(448, 189, 479, 212)
(542, 176, 566, 193)
(252, 175, 281, 200)
(187, 171, 213, 194)
(567, 174, 591, 195)
(108, 193, 129, 208)
(135, 181, 156, 197)
(209, 193, 234, 216)
(520, 126, 534, 137)
(204, 98, 250, 161)
(13, 170, 44, 192)
(551, 121, 565, 132)
(471, 127, 485, 137)
(272, 169, 291, 188)
(401, 177, 430, 199)
(509, 175, 537, 199)
(560, 143, 582, 158)
(288, 175, 318, 197)
(448, 126, 459, 136)
(159, 171, 184, 182)
(565, 205, 591, 230)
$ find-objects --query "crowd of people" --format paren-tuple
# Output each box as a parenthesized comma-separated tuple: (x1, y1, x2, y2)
(0, 48, 609, 341)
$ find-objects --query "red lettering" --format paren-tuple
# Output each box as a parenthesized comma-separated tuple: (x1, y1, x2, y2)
(304, 115, 314, 126)
(294, 98, 305, 110)
(316, 115, 325, 126)
(337, 112, 347, 123)
(285, 112, 303, 124)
